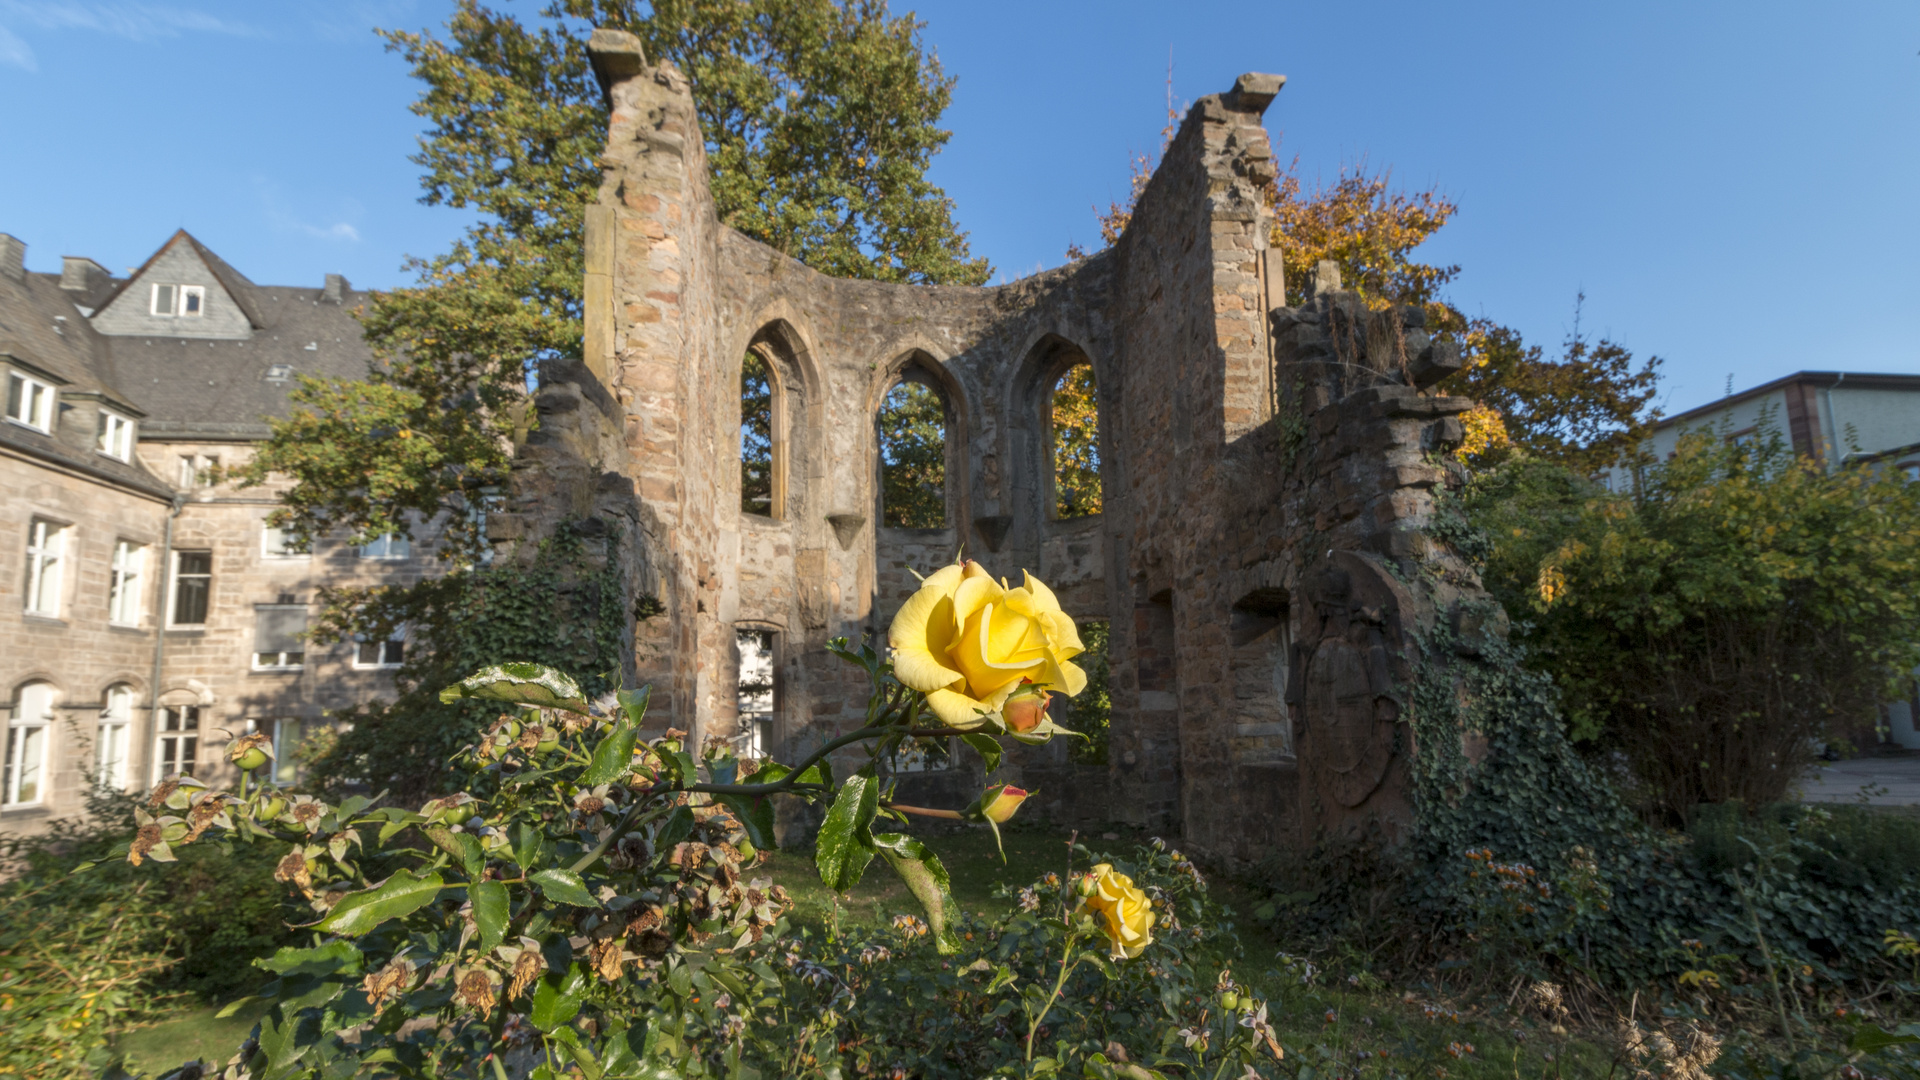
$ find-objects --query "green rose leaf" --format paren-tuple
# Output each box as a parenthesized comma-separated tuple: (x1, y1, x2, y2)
(531, 868, 597, 907)
(529, 964, 588, 1031)
(715, 792, 777, 852)
(615, 685, 652, 726)
(257, 1005, 323, 1072)
(317, 869, 445, 937)
(655, 805, 695, 851)
(580, 717, 638, 786)
(471, 880, 510, 954)
(1852, 1025, 1920, 1053)
(511, 820, 546, 870)
(815, 767, 879, 893)
(873, 831, 962, 954)
(961, 731, 1003, 773)
(438, 662, 589, 714)
(254, 940, 363, 978)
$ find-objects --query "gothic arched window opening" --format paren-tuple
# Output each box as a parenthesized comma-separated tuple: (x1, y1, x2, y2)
(1050, 363, 1102, 518)
(878, 371, 948, 528)
(740, 351, 775, 517)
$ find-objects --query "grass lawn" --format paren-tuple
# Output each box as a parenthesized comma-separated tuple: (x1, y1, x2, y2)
(117, 823, 1623, 1077)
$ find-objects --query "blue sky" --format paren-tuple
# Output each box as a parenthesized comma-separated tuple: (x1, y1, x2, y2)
(2, 0, 1915, 415)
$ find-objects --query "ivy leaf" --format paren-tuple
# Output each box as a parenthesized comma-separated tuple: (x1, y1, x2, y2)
(961, 732, 1003, 773)
(580, 718, 638, 786)
(317, 869, 445, 936)
(471, 880, 510, 954)
(438, 662, 589, 714)
(531, 868, 597, 907)
(873, 832, 962, 954)
(815, 768, 879, 893)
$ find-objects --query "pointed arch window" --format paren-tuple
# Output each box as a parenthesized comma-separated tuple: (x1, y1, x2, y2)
(878, 368, 950, 529)
(741, 351, 776, 517)
(1049, 363, 1102, 518)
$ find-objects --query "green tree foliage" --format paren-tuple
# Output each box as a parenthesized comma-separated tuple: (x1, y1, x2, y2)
(740, 351, 774, 515)
(1063, 620, 1110, 765)
(246, 0, 987, 549)
(1458, 422, 1920, 821)
(878, 378, 945, 528)
(1051, 364, 1101, 518)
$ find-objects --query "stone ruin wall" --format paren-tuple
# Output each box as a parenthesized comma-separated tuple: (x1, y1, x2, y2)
(499, 28, 1502, 865)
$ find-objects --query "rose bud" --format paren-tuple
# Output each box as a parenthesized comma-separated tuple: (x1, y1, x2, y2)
(1002, 684, 1051, 734)
(978, 783, 1031, 824)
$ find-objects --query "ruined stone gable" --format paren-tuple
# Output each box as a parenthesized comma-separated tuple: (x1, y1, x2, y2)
(501, 29, 1496, 864)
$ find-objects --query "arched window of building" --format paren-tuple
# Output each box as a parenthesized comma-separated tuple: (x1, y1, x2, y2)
(1050, 363, 1102, 518)
(734, 628, 776, 759)
(741, 351, 776, 517)
(99, 684, 133, 790)
(6, 681, 54, 806)
(878, 366, 949, 528)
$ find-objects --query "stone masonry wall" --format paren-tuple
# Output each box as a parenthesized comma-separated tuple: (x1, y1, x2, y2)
(500, 31, 1505, 864)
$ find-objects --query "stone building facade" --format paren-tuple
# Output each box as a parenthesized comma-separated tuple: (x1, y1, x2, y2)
(0, 230, 433, 833)
(499, 31, 1497, 864)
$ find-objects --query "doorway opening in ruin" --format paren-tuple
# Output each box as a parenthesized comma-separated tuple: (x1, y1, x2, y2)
(733, 627, 777, 759)
(1230, 589, 1293, 763)
(740, 351, 774, 517)
(1050, 364, 1102, 519)
(877, 361, 953, 529)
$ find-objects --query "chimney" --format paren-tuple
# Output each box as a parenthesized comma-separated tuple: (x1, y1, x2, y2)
(0, 234, 23, 281)
(323, 273, 349, 304)
(60, 256, 113, 294)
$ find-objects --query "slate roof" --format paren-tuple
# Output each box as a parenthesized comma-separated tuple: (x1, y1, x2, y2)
(0, 267, 173, 498)
(106, 283, 376, 440)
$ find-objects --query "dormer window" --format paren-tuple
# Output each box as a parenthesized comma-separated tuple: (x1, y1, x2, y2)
(5, 371, 53, 433)
(96, 409, 134, 461)
(151, 284, 206, 318)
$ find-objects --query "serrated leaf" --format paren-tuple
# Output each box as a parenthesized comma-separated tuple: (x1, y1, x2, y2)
(258, 1006, 322, 1072)
(455, 831, 486, 880)
(512, 821, 545, 870)
(654, 805, 694, 850)
(439, 662, 589, 714)
(961, 732, 1003, 773)
(530, 965, 587, 1031)
(531, 868, 597, 907)
(615, 686, 652, 726)
(255, 940, 363, 978)
(715, 793, 777, 851)
(317, 869, 444, 937)
(471, 880, 510, 954)
(873, 832, 962, 954)
(581, 719, 638, 786)
(815, 769, 879, 893)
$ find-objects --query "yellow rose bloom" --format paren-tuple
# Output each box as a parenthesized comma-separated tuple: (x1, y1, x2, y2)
(1078, 863, 1156, 959)
(888, 560, 1087, 729)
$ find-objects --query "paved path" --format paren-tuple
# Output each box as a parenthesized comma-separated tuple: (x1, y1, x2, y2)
(1796, 755, 1920, 805)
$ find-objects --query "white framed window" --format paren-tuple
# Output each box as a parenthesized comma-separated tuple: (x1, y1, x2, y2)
(354, 633, 405, 669)
(24, 519, 67, 617)
(6, 371, 54, 433)
(108, 540, 145, 625)
(252, 604, 307, 671)
(95, 409, 134, 461)
(732, 629, 775, 759)
(176, 453, 218, 490)
(98, 685, 133, 790)
(168, 550, 212, 627)
(5, 682, 54, 806)
(156, 705, 199, 780)
(358, 533, 410, 560)
(150, 283, 205, 318)
(262, 524, 310, 559)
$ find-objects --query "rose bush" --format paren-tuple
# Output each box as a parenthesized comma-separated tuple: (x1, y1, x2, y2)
(96, 567, 1173, 1078)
